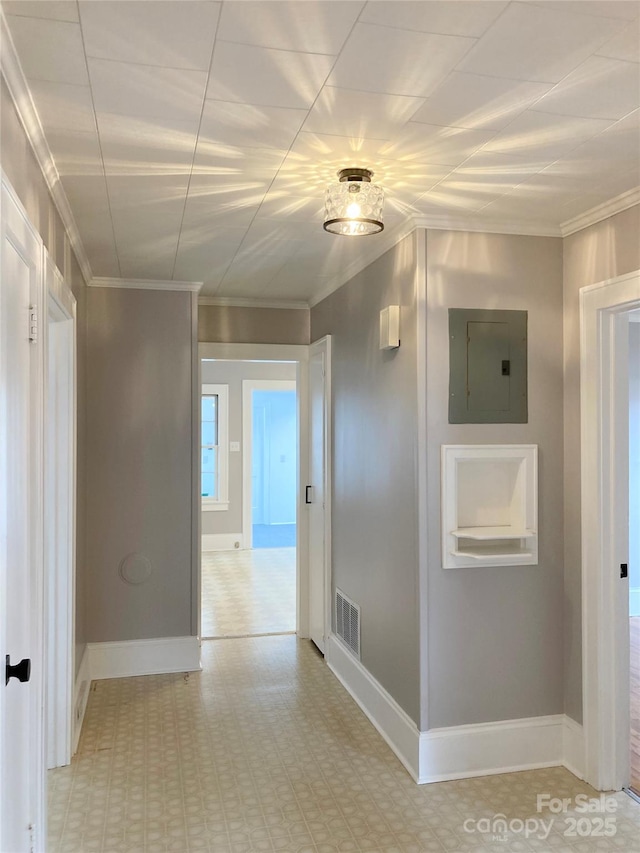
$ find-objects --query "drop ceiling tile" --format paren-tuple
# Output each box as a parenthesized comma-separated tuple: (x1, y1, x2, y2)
(174, 229, 246, 283)
(596, 20, 640, 63)
(191, 144, 287, 181)
(6, 16, 89, 84)
(28, 80, 96, 134)
(118, 253, 177, 280)
(216, 0, 362, 54)
(255, 191, 325, 222)
(527, 2, 640, 22)
(3, 1, 79, 22)
(97, 112, 199, 177)
(479, 171, 599, 219)
(380, 122, 496, 166)
(79, 1, 220, 71)
(457, 2, 626, 83)
(532, 56, 639, 120)
(327, 23, 475, 98)
(106, 175, 189, 219)
(420, 150, 551, 211)
(483, 110, 613, 159)
(181, 182, 262, 229)
(88, 58, 208, 121)
(60, 174, 112, 219)
(199, 99, 307, 150)
(411, 72, 552, 131)
(540, 110, 640, 181)
(303, 87, 425, 138)
(45, 128, 103, 177)
(207, 41, 334, 109)
(360, 1, 508, 38)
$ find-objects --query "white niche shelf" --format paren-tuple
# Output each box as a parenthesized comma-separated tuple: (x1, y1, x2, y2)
(441, 444, 538, 568)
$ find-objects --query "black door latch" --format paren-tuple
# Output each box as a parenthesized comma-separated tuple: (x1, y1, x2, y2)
(621, 563, 628, 579)
(5, 655, 31, 686)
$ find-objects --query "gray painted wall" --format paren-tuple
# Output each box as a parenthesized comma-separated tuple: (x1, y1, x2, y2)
(85, 288, 195, 642)
(311, 233, 421, 725)
(425, 230, 564, 729)
(200, 360, 296, 537)
(563, 204, 640, 723)
(1, 76, 88, 676)
(199, 304, 309, 345)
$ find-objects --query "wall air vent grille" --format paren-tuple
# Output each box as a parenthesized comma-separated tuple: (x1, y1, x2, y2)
(335, 589, 360, 659)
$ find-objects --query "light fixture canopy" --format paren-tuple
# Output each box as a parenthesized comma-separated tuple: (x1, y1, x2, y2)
(323, 167, 384, 236)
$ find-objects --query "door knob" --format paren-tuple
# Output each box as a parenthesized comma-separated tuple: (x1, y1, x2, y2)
(5, 655, 31, 685)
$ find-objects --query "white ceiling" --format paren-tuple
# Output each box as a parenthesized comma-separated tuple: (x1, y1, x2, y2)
(2, 0, 639, 301)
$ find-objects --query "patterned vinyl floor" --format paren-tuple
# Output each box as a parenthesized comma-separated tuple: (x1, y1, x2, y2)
(49, 635, 640, 853)
(201, 548, 296, 638)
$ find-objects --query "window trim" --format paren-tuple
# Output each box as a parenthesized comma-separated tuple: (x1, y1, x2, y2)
(201, 383, 229, 511)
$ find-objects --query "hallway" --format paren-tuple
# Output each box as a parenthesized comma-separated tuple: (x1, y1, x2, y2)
(49, 636, 640, 853)
(201, 549, 296, 638)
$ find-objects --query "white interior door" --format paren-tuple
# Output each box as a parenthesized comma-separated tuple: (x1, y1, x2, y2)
(308, 337, 331, 653)
(0, 179, 45, 852)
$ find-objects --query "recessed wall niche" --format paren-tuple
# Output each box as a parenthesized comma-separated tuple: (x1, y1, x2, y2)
(441, 445, 538, 569)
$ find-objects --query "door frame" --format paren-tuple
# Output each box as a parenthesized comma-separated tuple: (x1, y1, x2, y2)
(580, 268, 640, 790)
(0, 173, 46, 851)
(308, 336, 332, 650)
(44, 254, 76, 769)
(197, 343, 309, 637)
(242, 379, 297, 549)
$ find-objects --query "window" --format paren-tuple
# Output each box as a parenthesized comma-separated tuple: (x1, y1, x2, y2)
(201, 384, 229, 511)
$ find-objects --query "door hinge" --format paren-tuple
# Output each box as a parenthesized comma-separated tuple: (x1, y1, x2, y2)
(28, 305, 38, 343)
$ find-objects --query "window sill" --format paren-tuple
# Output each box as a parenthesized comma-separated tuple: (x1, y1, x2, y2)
(202, 501, 229, 512)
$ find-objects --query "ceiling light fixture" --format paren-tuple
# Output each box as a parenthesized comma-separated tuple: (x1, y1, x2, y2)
(323, 168, 384, 236)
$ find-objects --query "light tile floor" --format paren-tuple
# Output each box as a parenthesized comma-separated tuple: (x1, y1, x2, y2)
(201, 549, 296, 638)
(49, 636, 640, 853)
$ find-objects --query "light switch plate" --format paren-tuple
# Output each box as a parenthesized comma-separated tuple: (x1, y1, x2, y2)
(230, 441, 240, 452)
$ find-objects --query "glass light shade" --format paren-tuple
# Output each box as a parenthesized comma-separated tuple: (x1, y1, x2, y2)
(323, 168, 384, 236)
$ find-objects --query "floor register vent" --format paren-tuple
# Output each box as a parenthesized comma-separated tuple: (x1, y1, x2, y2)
(335, 589, 360, 659)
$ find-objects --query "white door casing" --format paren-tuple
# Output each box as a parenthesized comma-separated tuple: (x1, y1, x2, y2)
(45, 254, 76, 770)
(580, 269, 640, 790)
(0, 176, 46, 851)
(308, 336, 332, 654)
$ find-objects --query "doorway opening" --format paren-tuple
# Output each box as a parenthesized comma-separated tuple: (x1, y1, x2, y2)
(580, 270, 640, 793)
(199, 356, 299, 640)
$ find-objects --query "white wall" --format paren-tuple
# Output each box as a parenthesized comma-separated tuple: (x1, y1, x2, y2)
(630, 321, 640, 617)
(200, 360, 296, 540)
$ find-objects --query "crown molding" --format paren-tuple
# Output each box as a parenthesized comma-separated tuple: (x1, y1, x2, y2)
(412, 212, 561, 238)
(198, 296, 309, 310)
(89, 277, 203, 293)
(560, 187, 640, 237)
(0, 10, 93, 285)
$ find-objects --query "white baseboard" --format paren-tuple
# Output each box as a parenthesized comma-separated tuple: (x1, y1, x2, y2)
(326, 633, 583, 785)
(419, 714, 564, 783)
(202, 532, 243, 552)
(630, 587, 640, 617)
(562, 715, 585, 780)
(72, 645, 91, 754)
(88, 636, 201, 680)
(326, 634, 421, 781)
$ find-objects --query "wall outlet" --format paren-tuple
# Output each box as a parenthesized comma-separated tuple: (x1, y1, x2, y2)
(230, 441, 240, 452)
